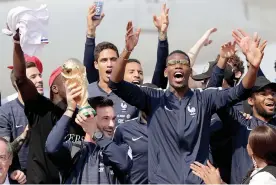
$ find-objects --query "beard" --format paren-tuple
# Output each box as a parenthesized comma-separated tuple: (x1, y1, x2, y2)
(255, 103, 275, 119)
(171, 82, 188, 90)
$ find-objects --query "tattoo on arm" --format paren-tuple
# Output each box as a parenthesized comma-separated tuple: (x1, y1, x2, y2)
(11, 136, 25, 154)
(10, 131, 29, 154)
(3, 136, 10, 142)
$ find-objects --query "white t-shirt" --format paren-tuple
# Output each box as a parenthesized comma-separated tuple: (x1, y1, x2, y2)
(3, 175, 10, 184)
(249, 168, 276, 185)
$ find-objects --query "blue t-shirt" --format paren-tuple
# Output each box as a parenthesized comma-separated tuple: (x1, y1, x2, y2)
(0, 98, 28, 170)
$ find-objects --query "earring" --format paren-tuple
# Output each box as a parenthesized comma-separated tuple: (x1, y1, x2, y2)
(252, 157, 257, 169)
(164, 74, 167, 78)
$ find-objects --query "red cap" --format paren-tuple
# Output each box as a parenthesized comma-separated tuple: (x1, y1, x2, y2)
(7, 55, 43, 73)
(49, 66, 62, 87)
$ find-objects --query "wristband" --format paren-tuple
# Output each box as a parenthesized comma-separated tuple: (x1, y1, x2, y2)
(87, 33, 95, 38)
(66, 107, 75, 112)
(79, 106, 97, 117)
(14, 40, 20, 44)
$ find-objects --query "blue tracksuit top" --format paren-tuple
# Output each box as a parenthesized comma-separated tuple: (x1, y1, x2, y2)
(207, 64, 268, 184)
(114, 117, 148, 184)
(217, 107, 276, 184)
(108, 79, 251, 184)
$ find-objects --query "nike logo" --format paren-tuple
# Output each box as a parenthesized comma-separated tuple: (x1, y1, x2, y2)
(132, 136, 143, 141)
(246, 126, 252, 131)
(164, 106, 173, 111)
(15, 125, 23, 128)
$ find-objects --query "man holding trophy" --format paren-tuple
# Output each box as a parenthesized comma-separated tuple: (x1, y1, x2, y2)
(45, 58, 132, 184)
(61, 58, 96, 118)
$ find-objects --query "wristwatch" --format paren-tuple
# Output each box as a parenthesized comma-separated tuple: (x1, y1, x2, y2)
(93, 131, 103, 141)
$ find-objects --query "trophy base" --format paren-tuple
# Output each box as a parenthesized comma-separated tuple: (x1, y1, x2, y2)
(79, 105, 96, 117)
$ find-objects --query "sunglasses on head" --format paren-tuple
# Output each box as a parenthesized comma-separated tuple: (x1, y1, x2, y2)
(167, 59, 190, 67)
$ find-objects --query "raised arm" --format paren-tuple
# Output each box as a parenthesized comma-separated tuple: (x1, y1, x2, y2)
(10, 125, 29, 154)
(189, 28, 217, 67)
(84, 5, 105, 83)
(204, 31, 267, 112)
(208, 40, 266, 88)
(109, 21, 140, 83)
(232, 30, 267, 89)
(109, 21, 162, 113)
(208, 41, 236, 88)
(151, 3, 169, 89)
(13, 33, 38, 102)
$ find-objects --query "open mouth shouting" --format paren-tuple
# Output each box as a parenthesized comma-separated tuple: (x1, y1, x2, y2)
(106, 69, 112, 78)
(132, 80, 141, 85)
(264, 101, 275, 111)
(173, 71, 184, 83)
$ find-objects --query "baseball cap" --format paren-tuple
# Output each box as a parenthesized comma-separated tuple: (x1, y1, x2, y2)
(192, 61, 217, 81)
(49, 66, 62, 87)
(252, 76, 276, 93)
(192, 62, 235, 85)
(8, 55, 43, 73)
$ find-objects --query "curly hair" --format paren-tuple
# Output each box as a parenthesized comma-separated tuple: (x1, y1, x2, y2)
(215, 54, 245, 74)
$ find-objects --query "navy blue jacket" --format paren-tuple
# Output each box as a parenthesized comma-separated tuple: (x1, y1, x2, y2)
(109, 79, 251, 183)
(113, 117, 148, 184)
(83, 37, 98, 84)
(217, 107, 276, 183)
(209, 103, 242, 183)
(45, 115, 132, 184)
(207, 65, 269, 183)
(151, 39, 169, 89)
(208, 65, 243, 183)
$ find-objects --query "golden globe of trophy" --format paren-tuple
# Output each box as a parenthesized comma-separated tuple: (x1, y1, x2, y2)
(61, 58, 96, 117)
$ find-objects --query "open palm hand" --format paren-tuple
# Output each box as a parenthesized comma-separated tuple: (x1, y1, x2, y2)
(201, 28, 217, 46)
(190, 160, 222, 184)
(232, 29, 267, 68)
(125, 21, 141, 52)
(220, 41, 236, 58)
(153, 3, 169, 33)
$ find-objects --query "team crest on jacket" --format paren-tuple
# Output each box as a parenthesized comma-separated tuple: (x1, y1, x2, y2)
(121, 102, 127, 111)
(187, 104, 196, 117)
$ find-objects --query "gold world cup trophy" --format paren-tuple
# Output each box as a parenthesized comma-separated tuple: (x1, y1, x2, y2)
(61, 58, 96, 117)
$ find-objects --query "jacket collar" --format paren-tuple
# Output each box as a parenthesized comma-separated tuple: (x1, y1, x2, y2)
(165, 88, 194, 102)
